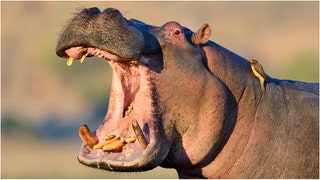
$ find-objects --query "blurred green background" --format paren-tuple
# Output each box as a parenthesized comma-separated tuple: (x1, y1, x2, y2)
(1, 1, 318, 178)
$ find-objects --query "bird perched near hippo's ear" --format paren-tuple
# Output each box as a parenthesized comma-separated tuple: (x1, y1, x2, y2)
(250, 59, 267, 92)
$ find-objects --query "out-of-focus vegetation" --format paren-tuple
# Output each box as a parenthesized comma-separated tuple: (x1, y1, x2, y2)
(1, 1, 318, 178)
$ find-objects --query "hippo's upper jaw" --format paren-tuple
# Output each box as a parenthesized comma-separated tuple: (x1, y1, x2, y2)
(56, 8, 171, 171)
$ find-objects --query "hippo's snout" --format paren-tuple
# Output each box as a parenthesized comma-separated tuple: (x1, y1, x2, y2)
(56, 7, 170, 172)
(56, 7, 145, 61)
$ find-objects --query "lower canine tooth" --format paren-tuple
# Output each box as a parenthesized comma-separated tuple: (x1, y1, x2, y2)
(67, 57, 74, 67)
(132, 119, 148, 150)
(78, 125, 99, 147)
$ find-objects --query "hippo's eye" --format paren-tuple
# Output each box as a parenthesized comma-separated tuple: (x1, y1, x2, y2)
(171, 29, 181, 36)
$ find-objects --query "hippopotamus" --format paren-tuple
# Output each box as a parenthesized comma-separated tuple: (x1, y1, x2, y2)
(55, 7, 319, 178)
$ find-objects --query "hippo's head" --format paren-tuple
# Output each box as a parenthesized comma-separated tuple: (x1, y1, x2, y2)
(56, 7, 229, 174)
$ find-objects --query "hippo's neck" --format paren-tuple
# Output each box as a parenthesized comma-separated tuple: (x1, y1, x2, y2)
(195, 42, 263, 178)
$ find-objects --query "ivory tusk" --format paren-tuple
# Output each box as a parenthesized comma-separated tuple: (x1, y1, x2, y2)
(80, 52, 90, 63)
(67, 57, 74, 67)
(78, 125, 99, 147)
(132, 119, 148, 149)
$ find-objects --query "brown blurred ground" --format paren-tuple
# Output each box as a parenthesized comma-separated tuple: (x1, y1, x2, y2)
(1, 1, 318, 179)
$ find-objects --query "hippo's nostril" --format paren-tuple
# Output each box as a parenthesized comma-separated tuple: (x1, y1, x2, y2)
(103, 8, 122, 16)
(105, 7, 119, 11)
(81, 7, 101, 16)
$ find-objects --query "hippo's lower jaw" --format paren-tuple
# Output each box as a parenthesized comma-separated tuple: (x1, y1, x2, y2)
(65, 46, 171, 172)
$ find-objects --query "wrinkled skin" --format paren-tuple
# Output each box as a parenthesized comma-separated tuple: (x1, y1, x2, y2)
(56, 8, 319, 178)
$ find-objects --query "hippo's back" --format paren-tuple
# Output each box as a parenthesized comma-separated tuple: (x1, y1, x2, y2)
(246, 79, 319, 178)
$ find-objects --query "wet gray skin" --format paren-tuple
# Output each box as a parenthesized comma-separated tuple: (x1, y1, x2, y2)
(56, 7, 319, 178)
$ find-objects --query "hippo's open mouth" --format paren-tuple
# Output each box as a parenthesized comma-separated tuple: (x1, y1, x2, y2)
(60, 45, 169, 171)
(55, 7, 171, 172)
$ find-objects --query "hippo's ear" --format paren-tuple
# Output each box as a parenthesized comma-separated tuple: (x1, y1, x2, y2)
(192, 24, 211, 45)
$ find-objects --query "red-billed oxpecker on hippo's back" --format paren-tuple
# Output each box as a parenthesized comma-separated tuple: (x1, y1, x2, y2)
(55, 7, 319, 179)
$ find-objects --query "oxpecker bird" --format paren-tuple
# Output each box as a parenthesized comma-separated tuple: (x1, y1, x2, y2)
(250, 59, 267, 92)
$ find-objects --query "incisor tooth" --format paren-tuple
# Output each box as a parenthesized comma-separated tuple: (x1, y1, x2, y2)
(104, 134, 116, 141)
(80, 52, 89, 63)
(125, 137, 136, 143)
(103, 139, 126, 151)
(67, 57, 74, 67)
(124, 102, 134, 118)
(78, 125, 99, 147)
(132, 119, 148, 150)
(77, 47, 88, 55)
(131, 60, 138, 65)
(95, 51, 103, 58)
(94, 137, 120, 149)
